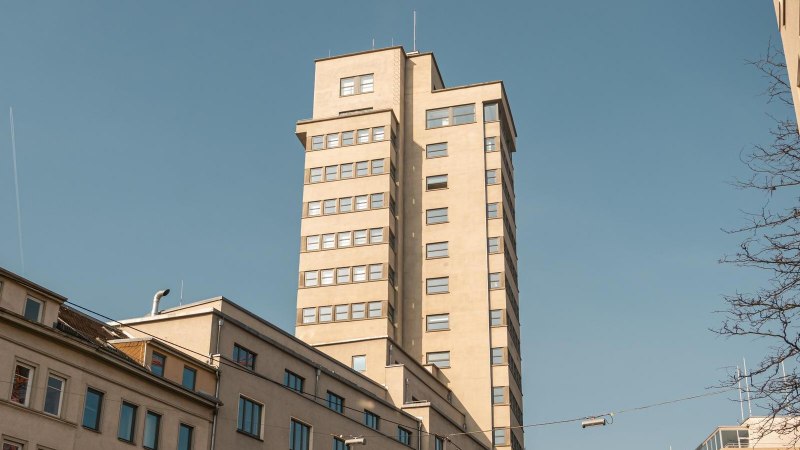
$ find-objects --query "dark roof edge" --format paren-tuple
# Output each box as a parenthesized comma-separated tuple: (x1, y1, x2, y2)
(0, 266, 67, 302)
(314, 45, 406, 63)
(296, 108, 396, 126)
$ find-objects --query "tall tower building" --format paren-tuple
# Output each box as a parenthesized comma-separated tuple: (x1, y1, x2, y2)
(295, 47, 521, 449)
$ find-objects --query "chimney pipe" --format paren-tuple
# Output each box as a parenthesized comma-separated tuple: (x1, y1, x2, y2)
(151, 289, 170, 316)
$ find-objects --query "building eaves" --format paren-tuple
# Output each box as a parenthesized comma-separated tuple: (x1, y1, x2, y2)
(0, 266, 67, 302)
(314, 45, 406, 63)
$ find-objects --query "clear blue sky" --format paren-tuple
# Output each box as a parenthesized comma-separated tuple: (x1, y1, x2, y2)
(0, 1, 786, 449)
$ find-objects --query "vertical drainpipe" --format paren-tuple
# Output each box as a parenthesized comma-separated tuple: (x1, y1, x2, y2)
(210, 316, 224, 450)
(417, 417, 423, 450)
(315, 368, 321, 401)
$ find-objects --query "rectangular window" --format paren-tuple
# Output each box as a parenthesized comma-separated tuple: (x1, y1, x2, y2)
(486, 169, 498, 185)
(326, 133, 339, 148)
(426, 277, 449, 294)
(352, 355, 367, 372)
(352, 265, 367, 282)
(427, 105, 475, 128)
(306, 235, 320, 251)
(150, 352, 166, 377)
(143, 411, 161, 450)
(182, 366, 197, 390)
(489, 272, 501, 289)
(341, 131, 354, 146)
(373, 127, 385, 141)
(371, 193, 384, 208)
(233, 344, 256, 370)
(290, 419, 311, 450)
(484, 103, 499, 122)
(368, 301, 382, 318)
(333, 438, 347, 450)
(365, 411, 380, 429)
(488, 237, 500, 253)
(304, 271, 318, 287)
(426, 351, 451, 368)
(487, 203, 499, 218)
(335, 304, 349, 321)
(369, 264, 383, 280)
(357, 129, 370, 144)
(494, 429, 507, 446)
(325, 166, 338, 181)
(319, 306, 333, 322)
(426, 142, 448, 158)
(323, 199, 336, 215)
(493, 387, 506, 404)
(284, 370, 304, 393)
(322, 233, 335, 249)
(435, 436, 445, 450)
(389, 267, 396, 287)
(485, 137, 497, 152)
(1, 442, 23, 450)
(426, 175, 448, 190)
(351, 303, 365, 319)
(426, 208, 448, 224)
(426, 242, 449, 258)
(118, 401, 137, 442)
(398, 427, 412, 446)
(237, 396, 263, 438)
(341, 163, 354, 178)
(355, 195, 368, 210)
(491, 347, 505, 365)
(327, 392, 344, 413)
(354, 230, 367, 245)
(307, 201, 321, 216)
(337, 231, 352, 247)
(320, 269, 334, 285)
(490, 309, 503, 326)
(426, 107, 450, 128)
(360, 74, 374, 93)
(11, 364, 33, 406)
(336, 267, 350, 284)
(452, 104, 476, 124)
(340, 77, 355, 96)
(309, 167, 322, 183)
(23, 298, 43, 322)
(311, 135, 323, 150)
(356, 161, 369, 177)
(371, 159, 385, 174)
(82, 388, 104, 431)
(44, 374, 65, 416)
(302, 307, 316, 324)
(369, 228, 383, 243)
(339, 197, 352, 213)
(426, 314, 450, 331)
(178, 424, 193, 450)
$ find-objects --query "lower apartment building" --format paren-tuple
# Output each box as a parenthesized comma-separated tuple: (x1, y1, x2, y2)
(0, 266, 489, 450)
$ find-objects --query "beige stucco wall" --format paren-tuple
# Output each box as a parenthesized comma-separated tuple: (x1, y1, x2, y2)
(775, 0, 800, 121)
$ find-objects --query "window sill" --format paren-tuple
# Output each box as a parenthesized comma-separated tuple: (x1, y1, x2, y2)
(118, 438, 137, 446)
(425, 255, 449, 260)
(426, 291, 450, 295)
(236, 429, 264, 441)
(426, 221, 449, 226)
(426, 328, 450, 333)
(425, 120, 477, 131)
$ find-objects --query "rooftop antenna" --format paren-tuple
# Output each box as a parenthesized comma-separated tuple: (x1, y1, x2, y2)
(737, 366, 745, 423)
(413, 10, 417, 52)
(179, 279, 184, 306)
(372, 38, 375, 50)
(743, 357, 753, 418)
(9, 107, 25, 274)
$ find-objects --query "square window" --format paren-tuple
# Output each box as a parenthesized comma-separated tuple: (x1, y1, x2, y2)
(369, 264, 383, 280)
(338, 232, 352, 247)
(321, 269, 334, 285)
(352, 355, 367, 372)
(373, 127, 385, 141)
(341, 163, 354, 178)
(302, 307, 316, 324)
(489, 272, 501, 289)
(355, 195, 369, 211)
(426, 242, 449, 258)
(398, 427, 412, 446)
(426, 314, 449, 331)
(371, 159, 385, 174)
(491, 347, 505, 365)
(487, 203, 499, 218)
(368, 301, 382, 318)
(342, 131, 354, 146)
(340, 77, 355, 96)
(233, 344, 257, 370)
(307, 201, 321, 216)
(426, 208, 448, 224)
(357, 129, 370, 144)
(319, 306, 333, 322)
(371, 193, 384, 208)
(369, 228, 383, 243)
(490, 309, 503, 326)
(327, 391, 345, 413)
(351, 303, 366, 319)
(309, 167, 322, 183)
(364, 410, 380, 429)
(360, 74, 374, 93)
(325, 166, 338, 181)
(493, 429, 506, 446)
(311, 135, 324, 150)
(304, 271, 318, 287)
(354, 230, 367, 245)
(426, 142, 448, 158)
(353, 266, 367, 282)
(336, 267, 350, 284)
(486, 169, 498, 185)
(284, 370, 305, 393)
(356, 161, 369, 177)
(485, 137, 497, 152)
(426, 175, 448, 190)
(23, 298, 43, 322)
(426, 277, 449, 294)
(326, 133, 340, 148)
(335, 305, 349, 321)
(493, 387, 506, 404)
(484, 103, 499, 122)
(322, 233, 335, 249)
(426, 351, 451, 368)
(339, 197, 352, 213)
(323, 199, 336, 215)
(426, 107, 450, 128)
(452, 104, 476, 124)
(488, 237, 500, 253)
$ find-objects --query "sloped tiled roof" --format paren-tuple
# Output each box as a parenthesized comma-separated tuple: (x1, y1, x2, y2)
(57, 305, 127, 342)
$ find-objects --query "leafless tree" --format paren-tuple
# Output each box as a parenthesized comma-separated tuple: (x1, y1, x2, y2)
(718, 41, 800, 439)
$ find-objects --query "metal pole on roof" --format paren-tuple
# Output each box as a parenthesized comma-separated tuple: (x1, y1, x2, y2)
(743, 357, 753, 418)
(413, 11, 417, 51)
(737, 366, 745, 423)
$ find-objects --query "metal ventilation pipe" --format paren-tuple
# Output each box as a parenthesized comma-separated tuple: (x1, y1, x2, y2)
(150, 289, 170, 316)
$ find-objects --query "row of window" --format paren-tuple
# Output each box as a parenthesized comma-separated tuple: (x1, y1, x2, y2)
(306, 193, 388, 216)
(423, 272, 503, 295)
(423, 346, 511, 370)
(425, 102, 499, 129)
(423, 136, 501, 160)
(422, 203, 502, 226)
(308, 158, 391, 183)
(301, 264, 393, 287)
(340, 73, 373, 96)
(492, 386, 524, 424)
(420, 169, 500, 192)
(425, 308, 512, 332)
(301, 301, 386, 324)
(423, 237, 504, 259)
(148, 351, 197, 390)
(494, 428, 523, 450)
(309, 126, 385, 151)
(304, 227, 387, 251)
(9, 362, 195, 450)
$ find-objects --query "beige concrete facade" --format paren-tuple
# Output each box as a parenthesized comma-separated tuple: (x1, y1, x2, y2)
(774, 0, 800, 120)
(0, 268, 216, 450)
(695, 417, 800, 450)
(295, 47, 522, 449)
